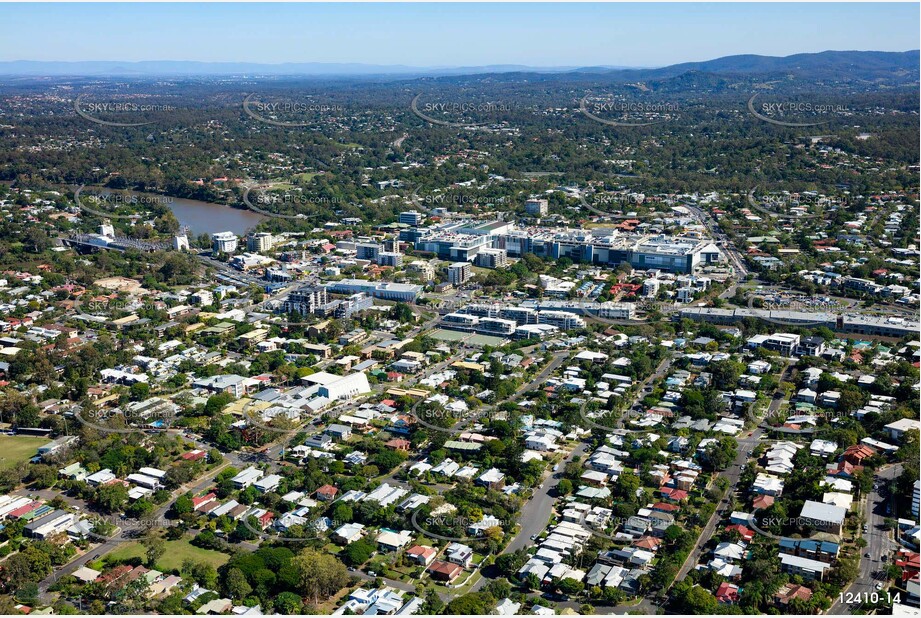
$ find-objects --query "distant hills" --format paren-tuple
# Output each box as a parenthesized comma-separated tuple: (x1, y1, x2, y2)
(0, 50, 917, 84)
(618, 50, 919, 82)
(0, 60, 636, 77)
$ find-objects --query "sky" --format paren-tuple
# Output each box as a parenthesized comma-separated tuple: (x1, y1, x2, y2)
(1, 3, 918, 68)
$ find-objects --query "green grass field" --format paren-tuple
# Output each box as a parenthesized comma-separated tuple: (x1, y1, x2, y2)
(429, 328, 467, 342)
(106, 538, 230, 572)
(0, 435, 47, 471)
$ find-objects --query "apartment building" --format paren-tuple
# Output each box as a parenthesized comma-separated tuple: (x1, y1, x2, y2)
(212, 231, 238, 254)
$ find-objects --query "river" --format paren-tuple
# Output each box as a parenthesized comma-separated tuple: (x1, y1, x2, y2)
(124, 191, 266, 236)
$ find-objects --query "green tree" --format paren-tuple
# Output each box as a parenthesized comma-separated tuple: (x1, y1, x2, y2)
(141, 534, 166, 567)
(703, 436, 738, 471)
(224, 567, 252, 601)
(341, 538, 375, 566)
(291, 548, 349, 604)
(172, 493, 194, 516)
(556, 479, 573, 495)
(558, 578, 584, 596)
(95, 482, 129, 513)
(273, 591, 303, 614)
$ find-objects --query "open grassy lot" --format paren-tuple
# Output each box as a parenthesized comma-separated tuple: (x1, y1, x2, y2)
(105, 538, 231, 572)
(0, 435, 47, 471)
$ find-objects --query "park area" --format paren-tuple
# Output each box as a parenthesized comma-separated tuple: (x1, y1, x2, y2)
(104, 538, 230, 572)
(0, 435, 48, 471)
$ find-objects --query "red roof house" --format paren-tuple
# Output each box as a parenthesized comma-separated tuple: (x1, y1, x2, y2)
(715, 582, 741, 604)
(316, 485, 339, 501)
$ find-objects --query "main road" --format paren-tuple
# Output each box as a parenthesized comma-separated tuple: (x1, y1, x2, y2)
(827, 463, 904, 615)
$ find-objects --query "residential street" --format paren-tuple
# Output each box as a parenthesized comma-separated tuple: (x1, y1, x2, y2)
(38, 458, 233, 597)
(827, 463, 904, 615)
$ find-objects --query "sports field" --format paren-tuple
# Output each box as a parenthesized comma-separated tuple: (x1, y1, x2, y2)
(0, 435, 47, 471)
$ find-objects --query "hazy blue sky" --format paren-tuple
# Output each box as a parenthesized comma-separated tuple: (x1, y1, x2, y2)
(2, 3, 918, 67)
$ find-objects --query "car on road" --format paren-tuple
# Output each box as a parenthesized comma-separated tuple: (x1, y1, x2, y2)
(530, 534, 538, 540)
(865, 552, 871, 558)
(875, 583, 883, 591)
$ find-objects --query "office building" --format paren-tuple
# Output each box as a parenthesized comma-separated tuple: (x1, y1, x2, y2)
(399, 211, 424, 226)
(318, 372, 371, 401)
(325, 279, 422, 302)
(332, 293, 374, 319)
(912, 480, 919, 518)
(538, 310, 586, 330)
